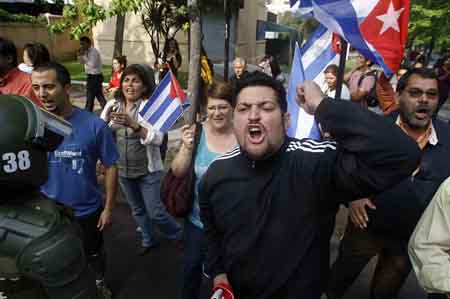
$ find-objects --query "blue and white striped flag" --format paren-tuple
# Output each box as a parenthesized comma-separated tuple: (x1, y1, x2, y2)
(302, 25, 340, 85)
(287, 24, 340, 140)
(290, 0, 409, 77)
(139, 72, 189, 133)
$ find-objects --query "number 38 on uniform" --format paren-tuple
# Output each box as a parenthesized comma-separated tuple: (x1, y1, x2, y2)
(2, 150, 31, 173)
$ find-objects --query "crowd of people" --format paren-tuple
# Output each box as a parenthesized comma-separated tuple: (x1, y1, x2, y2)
(1, 33, 450, 299)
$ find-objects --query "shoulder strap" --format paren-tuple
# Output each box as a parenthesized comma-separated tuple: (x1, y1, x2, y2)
(188, 124, 202, 195)
(191, 123, 203, 162)
(357, 70, 378, 87)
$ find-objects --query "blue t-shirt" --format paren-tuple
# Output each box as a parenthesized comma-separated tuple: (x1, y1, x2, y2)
(40, 107, 119, 217)
(189, 129, 221, 229)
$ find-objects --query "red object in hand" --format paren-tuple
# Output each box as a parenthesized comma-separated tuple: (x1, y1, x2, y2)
(211, 282, 235, 299)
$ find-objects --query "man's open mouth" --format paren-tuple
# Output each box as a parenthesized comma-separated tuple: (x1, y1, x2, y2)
(415, 107, 430, 120)
(248, 125, 264, 144)
(43, 102, 56, 111)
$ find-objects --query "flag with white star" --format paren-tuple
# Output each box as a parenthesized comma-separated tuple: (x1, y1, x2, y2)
(290, 0, 410, 77)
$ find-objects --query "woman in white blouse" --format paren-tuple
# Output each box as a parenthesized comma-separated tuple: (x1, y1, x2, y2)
(322, 64, 351, 100)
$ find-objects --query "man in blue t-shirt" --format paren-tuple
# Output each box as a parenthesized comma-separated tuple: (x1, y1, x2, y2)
(31, 62, 119, 298)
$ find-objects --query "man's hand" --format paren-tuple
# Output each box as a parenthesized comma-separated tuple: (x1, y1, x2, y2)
(212, 274, 234, 299)
(349, 198, 376, 229)
(295, 81, 326, 115)
(97, 208, 112, 231)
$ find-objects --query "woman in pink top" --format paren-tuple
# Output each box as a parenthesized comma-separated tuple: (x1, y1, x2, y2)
(345, 53, 376, 107)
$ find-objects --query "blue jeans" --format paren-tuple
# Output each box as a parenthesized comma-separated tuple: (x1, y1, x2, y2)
(179, 219, 206, 299)
(119, 171, 182, 247)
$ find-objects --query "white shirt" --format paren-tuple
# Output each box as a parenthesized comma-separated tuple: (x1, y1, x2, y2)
(18, 63, 33, 74)
(409, 177, 450, 296)
(78, 47, 102, 75)
(322, 84, 351, 101)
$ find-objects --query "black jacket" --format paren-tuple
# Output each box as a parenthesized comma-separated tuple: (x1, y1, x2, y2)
(229, 71, 251, 88)
(199, 99, 421, 299)
(368, 117, 450, 239)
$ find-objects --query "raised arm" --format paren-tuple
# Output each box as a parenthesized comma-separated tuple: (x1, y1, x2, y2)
(171, 124, 196, 177)
(297, 81, 421, 199)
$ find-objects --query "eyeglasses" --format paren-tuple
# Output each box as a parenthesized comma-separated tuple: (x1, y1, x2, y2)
(406, 88, 439, 100)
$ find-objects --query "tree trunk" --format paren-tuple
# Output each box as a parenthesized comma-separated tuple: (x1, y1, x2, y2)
(113, 15, 126, 57)
(186, 0, 202, 124)
(426, 35, 436, 67)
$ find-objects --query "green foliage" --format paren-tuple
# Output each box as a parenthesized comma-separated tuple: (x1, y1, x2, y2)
(48, 0, 189, 61)
(109, 0, 145, 15)
(177, 71, 188, 89)
(62, 59, 187, 88)
(0, 8, 47, 25)
(140, 0, 189, 61)
(48, 0, 106, 39)
(141, 0, 188, 38)
(409, 0, 450, 51)
(62, 60, 112, 82)
(278, 12, 319, 42)
(278, 11, 303, 31)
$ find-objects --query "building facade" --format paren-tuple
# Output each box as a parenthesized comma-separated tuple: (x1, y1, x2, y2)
(92, 0, 267, 72)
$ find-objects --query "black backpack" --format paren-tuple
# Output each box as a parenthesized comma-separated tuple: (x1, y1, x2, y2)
(358, 70, 378, 107)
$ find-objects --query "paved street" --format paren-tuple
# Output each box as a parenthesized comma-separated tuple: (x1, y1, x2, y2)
(69, 85, 449, 299)
(100, 205, 428, 299)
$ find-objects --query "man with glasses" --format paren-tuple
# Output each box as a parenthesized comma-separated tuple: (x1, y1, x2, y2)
(327, 68, 450, 299)
(200, 72, 421, 299)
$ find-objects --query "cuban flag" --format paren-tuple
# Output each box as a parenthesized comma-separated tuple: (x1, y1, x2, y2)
(287, 25, 340, 140)
(302, 25, 341, 86)
(291, 0, 410, 77)
(139, 72, 189, 133)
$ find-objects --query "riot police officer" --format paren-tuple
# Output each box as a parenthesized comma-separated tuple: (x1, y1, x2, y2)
(0, 95, 98, 298)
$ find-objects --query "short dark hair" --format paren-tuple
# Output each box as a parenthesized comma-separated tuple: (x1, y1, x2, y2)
(233, 71, 287, 112)
(207, 81, 233, 105)
(79, 36, 92, 45)
(33, 62, 71, 87)
(23, 42, 50, 67)
(324, 64, 338, 76)
(116, 64, 155, 101)
(113, 55, 127, 68)
(396, 67, 438, 94)
(357, 53, 374, 67)
(0, 37, 18, 67)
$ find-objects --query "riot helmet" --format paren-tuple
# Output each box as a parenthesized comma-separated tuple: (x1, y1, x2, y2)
(0, 96, 72, 191)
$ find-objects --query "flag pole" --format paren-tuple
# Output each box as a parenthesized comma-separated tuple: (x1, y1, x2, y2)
(335, 37, 348, 100)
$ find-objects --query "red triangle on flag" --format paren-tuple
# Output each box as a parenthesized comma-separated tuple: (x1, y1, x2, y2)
(331, 33, 342, 54)
(169, 71, 187, 102)
(359, 0, 410, 73)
